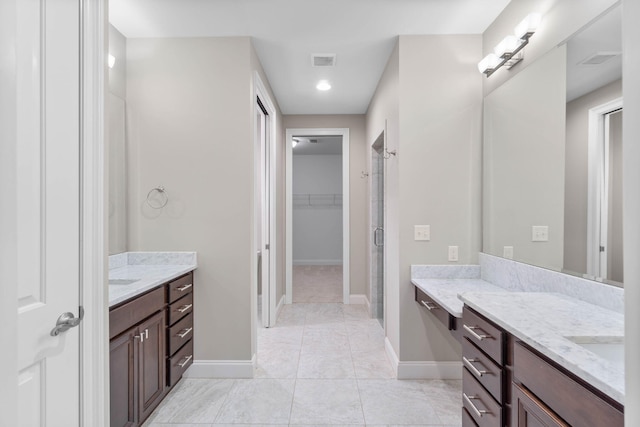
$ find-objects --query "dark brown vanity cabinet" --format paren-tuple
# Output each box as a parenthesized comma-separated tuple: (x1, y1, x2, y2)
(461, 305, 624, 427)
(109, 272, 194, 427)
(415, 287, 462, 340)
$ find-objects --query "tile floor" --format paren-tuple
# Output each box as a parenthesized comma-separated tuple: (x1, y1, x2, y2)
(143, 303, 462, 426)
(292, 265, 343, 303)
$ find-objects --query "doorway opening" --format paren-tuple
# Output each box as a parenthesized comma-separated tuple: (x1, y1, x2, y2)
(285, 128, 350, 305)
(587, 98, 623, 283)
(371, 131, 385, 327)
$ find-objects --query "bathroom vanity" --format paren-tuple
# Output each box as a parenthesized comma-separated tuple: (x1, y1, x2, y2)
(108, 252, 197, 427)
(412, 257, 625, 427)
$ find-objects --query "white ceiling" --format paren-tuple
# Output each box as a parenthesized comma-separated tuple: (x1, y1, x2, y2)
(566, 5, 622, 102)
(109, 0, 511, 115)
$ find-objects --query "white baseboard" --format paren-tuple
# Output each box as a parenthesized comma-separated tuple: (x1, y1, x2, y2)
(397, 361, 462, 380)
(384, 337, 399, 376)
(276, 294, 285, 318)
(292, 259, 343, 266)
(384, 337, 462, 380)
(184, 356, 256, 379)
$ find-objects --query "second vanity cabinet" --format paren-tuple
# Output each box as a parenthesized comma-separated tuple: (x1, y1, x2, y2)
(109, 272, 194, 427)
(460, 305, 624, 427)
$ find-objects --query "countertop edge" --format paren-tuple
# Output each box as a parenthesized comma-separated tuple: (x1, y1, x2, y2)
(108, 265, 197, 308)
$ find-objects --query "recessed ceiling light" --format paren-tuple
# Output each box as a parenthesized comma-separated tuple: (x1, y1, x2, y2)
(316, 80, 331, 91)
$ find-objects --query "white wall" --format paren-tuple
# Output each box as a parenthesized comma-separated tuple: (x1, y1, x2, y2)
(483, 46, 567, 272)
(292, 154, 343, 265)
(283, 115, 368, 297)
(564, 79, 622, 275)
(126, 36, 282, 363)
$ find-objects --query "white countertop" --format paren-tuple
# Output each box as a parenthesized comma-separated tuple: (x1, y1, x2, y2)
(108, 252, 197, 307)
(460, 292, 624, 404)
(411, 278, 505, 317)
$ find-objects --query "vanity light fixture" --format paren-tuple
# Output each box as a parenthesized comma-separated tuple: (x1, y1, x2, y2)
(108, 54, 116, 69)
(316, 80, 331, 91)
(478, 12, 542, 77)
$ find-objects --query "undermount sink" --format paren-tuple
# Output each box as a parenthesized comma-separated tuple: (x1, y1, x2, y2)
(566, 337, 624, 370)
(109, 279, 138, 285)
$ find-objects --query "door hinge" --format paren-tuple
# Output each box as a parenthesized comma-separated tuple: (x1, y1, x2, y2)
(600, 245, 606, 252)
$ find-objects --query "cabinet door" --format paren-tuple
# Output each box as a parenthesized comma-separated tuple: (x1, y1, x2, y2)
(138, 310, 167, 422)
(512, 383, 569, 427)
(109, 329, 138, 427)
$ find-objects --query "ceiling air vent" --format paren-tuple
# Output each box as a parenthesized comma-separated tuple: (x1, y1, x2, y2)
(312, 54, 336, 67)
(579, 51, 621, 66)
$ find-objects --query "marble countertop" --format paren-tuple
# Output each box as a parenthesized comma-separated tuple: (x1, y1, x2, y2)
(411, 278, 506, 317)
(460, 292, 624, 404)
(109, 252, 197, 307)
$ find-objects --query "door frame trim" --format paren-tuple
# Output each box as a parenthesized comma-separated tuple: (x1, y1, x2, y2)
(81, 0, 108, 425)
(253, 72, 278, 332)
(586, 97, 623, 279)
(285, 128, 351, 305)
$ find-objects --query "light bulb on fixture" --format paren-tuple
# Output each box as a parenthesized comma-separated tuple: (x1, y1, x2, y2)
(316, 80, 331, 91)
(108, 54, 116, 69)
(514, 13, 541, 40)
(494, 35, 520, 58)
(477, 53, 501, 74)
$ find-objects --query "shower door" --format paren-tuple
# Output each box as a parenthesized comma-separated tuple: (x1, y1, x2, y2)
(371, 134, 385, 326)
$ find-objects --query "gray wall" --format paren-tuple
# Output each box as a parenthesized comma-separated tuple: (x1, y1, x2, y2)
(483, 46, 567, 272)
(366, 35, 482, 364)
(365, 43, 400, 350)
(292, 154, 343, 264)
(283, 115, 368, 298)
(564, 79, 622, 275)
(108, 25, 126, 99)
(126, 36, 282, 362)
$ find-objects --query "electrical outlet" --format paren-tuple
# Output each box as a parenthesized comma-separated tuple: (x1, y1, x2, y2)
(414, 225, 430, 241)
(532, 226, 549, 242)
(503, 246, 514, 259)
(448, 246, 459, 262)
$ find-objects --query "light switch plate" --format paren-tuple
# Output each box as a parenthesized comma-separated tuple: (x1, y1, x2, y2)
(532, 226, 549, 242)
(414, 225, 430, 241)
(503, 246, 514, 259)
(448, 246, 459, 262)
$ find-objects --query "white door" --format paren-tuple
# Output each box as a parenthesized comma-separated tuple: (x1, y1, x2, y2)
(15, 0, 82, 425)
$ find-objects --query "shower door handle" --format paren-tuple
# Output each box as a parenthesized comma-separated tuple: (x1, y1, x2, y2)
(374, 227, 384, 247)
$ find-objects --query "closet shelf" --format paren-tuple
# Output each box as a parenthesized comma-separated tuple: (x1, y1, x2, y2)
(293, 193, 343, 207)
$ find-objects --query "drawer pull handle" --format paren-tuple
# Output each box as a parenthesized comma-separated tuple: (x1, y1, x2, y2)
(463, 393, 491, 418)
(463, 324, 492, 341)
(420, 300, 439, 311)
(177, 304, 193, 313)
(178, 354, 193, 368)
(177, 327, 193, 338)
(176, 283, 192, 292)
(463, 356, 490, 377)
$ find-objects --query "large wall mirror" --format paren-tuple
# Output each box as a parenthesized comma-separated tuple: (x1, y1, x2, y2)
(483, 4, 623, 286)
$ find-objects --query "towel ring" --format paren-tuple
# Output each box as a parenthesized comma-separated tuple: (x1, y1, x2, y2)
(146, 186, 169, 209)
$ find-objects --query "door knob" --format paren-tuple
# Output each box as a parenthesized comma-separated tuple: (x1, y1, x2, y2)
(50, 308, 84, 336)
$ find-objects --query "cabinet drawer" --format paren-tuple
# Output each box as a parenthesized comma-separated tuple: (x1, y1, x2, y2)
(463, 338, 503, 403)
(462, 407, 479, 427)
(167, 339, 193, 388)
(168, 273, 194, 303)
(415, 287, 451, 329)
(110, 286, 165, 339)
(513, 342, 623, 427)
(168, 313, 193, 356)
(168, 292, 193, 325)
(463, 368, 502, 427)
(462, 307, 504, 365)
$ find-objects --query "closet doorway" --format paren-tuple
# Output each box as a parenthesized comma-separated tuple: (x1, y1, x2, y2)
(285, 128, 350, 304)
